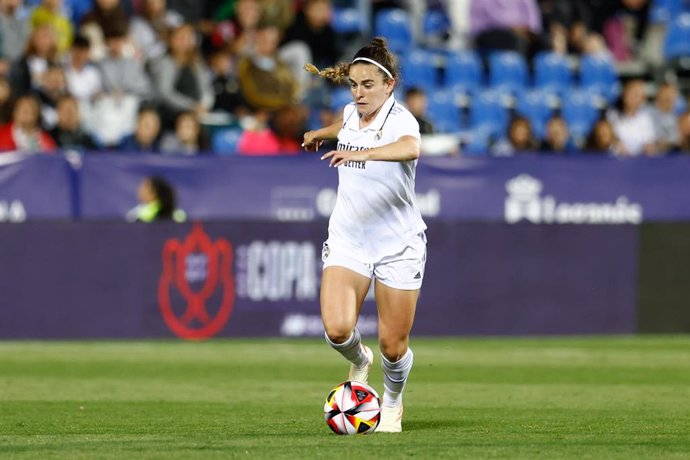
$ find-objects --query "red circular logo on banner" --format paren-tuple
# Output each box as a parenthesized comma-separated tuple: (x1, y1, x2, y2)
(158, 223, 235, 340)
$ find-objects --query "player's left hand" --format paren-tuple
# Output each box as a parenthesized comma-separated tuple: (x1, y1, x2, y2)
(320, 150, 368, 167)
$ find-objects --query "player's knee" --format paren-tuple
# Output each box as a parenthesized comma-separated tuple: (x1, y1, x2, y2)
(379, 335, 408, 362)
(323, 322, 353, 344)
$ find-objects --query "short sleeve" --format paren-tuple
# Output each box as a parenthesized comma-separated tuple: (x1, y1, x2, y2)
(392, 107, 422, 142)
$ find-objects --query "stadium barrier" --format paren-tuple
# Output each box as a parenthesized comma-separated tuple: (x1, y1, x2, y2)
(1, 153, 689, 338)
(1, 152, 690, 222)
(1, 220, 688, 339)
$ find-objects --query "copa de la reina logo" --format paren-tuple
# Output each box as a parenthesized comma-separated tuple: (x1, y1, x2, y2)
(158, 223, 235, 340)
(505, 174, 643, 224)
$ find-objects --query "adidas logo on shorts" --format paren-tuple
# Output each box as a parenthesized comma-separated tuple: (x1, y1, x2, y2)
(414, 272, 422, 280)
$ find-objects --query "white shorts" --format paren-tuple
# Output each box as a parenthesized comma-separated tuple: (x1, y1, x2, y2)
(321, 233, 427, 290)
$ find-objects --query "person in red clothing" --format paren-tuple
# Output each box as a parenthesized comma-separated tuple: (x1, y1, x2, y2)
(0, 94, 56, 153)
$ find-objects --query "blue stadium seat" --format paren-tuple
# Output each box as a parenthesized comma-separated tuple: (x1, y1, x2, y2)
(424, 9, 451, 36)
(375, 9, 413, 53)
(402, 49, 438, 91)
(444, 50, 483, 93)
(488, 51, 528, 94)
(331, 8, 365, 34)
(468, 88, 510, 139)
(423, 9, 451, 49)
(426, 89, 461, 134)
(579, 54, 619, 103)
(533, 51, 573, 96)
(561, 89, 600, 145)
(330, 87, 353, 111)
(212, 128, 243, 155)
(515, 89, 555, 140)
(649, 0, 683, 23)
(663, 13, 690, 59)
(462, 132, 490, 156)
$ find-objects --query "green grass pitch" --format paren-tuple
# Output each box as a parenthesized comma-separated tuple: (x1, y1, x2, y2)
(1, 336, 689, 459)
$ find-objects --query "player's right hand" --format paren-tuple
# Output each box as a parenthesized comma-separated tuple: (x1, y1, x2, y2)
(302, 131, 323, 152)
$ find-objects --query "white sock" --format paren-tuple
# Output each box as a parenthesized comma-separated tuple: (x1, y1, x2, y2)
(325, 329, 369, 368)
(381, 348, 414, 408)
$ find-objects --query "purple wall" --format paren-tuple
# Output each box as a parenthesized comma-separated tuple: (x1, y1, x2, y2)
(0, 221, 637, 339)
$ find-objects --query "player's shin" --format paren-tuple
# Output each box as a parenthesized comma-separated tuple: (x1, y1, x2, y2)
(381, 348, 413, 407)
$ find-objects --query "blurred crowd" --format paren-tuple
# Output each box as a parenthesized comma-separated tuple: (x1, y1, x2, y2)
(0, 0, 688, 157)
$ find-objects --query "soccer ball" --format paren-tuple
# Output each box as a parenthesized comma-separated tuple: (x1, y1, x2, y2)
(323, 381, 381, 435)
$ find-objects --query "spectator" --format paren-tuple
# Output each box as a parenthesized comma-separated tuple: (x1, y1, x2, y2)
(10, 24, 59, 96)
(129, 0, 183, 62)
(279, 0, 333, 95)
(651, 83, 680, 153)
(29, 0, 73, 55)
(126, 175, 186, 222)
(48, 95, 97, 150)
(271, 104, 307, 152)
(160, 110, 207, 154)
(0, 77, 13, 123)
(578, 0, 650, 63)
(63, 34, 102, 102)
(36, 64, 68, 128)
(227, 0, 263, 57)
(99, 26, 152, 100)
(79, 0, 131, 61)
(674, 111, 690, 154)
(236, 109, 299, 155)
(260, 0, 294, 32)
(149, 23, 214, 128)
(118, 106, 161, 152)
(237, 20, 298, 112)
(492, 115, 537, 155)
(79, 25, 151, 147)
(537, 0, 590, 55)
(208, 49, 246, 115)
(282, 0, 339, 69)
(0, 94, 56, 152)
(539, 115, 571, 154)
(607, 79, 657, 156)
(0, 0, 31, 71)
(404, 87, 434, 135)
(469, 0, 549, 58)
(585, 118, 622, 155)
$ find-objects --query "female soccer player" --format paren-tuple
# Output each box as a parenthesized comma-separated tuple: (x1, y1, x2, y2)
(302, 37, 426, 433)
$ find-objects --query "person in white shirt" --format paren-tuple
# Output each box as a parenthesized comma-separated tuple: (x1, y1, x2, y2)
(64, 34, 102, 102)
(302, 37, 426, 434)
(607, 79, 658, 157)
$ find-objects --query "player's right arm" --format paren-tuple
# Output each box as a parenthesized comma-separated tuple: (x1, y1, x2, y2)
(302, 118, 342, 152)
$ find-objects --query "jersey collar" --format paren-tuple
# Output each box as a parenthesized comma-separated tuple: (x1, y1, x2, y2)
(356, 94, 396, 132)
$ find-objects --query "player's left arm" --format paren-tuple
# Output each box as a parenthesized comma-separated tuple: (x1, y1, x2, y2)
(321, 135, 420, 167)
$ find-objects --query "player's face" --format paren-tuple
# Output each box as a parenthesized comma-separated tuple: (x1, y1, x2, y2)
(348, 63, 395, 120)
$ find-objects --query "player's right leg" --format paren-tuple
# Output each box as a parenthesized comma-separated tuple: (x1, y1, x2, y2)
(321, 265, 373, 383)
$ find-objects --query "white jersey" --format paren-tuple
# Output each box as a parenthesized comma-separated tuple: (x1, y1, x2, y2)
(328, 95, 427, 261)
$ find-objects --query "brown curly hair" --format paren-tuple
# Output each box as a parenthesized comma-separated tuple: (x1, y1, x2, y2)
(304, 37, 399, 84)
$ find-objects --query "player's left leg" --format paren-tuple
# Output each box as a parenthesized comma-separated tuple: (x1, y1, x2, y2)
(374, 281, 419, 432)
(371, 234, 425, 432)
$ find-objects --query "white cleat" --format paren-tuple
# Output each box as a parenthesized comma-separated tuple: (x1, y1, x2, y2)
(348, 345, 374, 384)
(376, 403, 403, 433)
